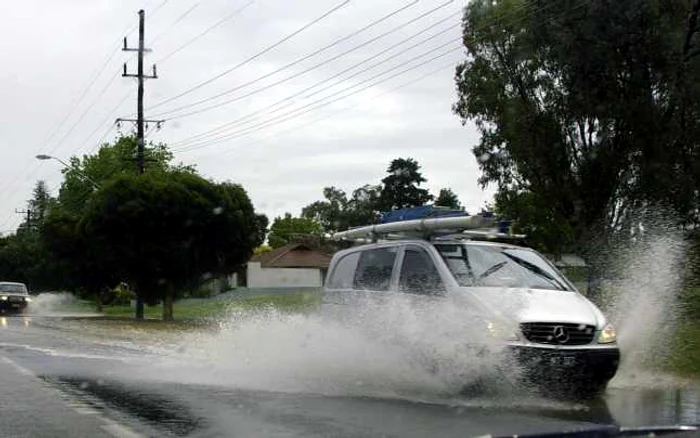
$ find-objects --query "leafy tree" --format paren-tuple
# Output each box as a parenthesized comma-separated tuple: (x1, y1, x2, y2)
(253, 214, 269, 247)
(28, 181, 55, 225)
(58, 134, 194, 215)
(79, 172, 258, 320)
(268, 213, 324, 248)
(453, 0, 700, 253)
(434, 188, 462, 210)
(302, 185, 382, 233)
(379, 158, 433, 210)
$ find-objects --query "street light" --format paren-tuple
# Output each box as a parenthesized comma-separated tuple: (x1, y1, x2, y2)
(35, 154, 100, 189)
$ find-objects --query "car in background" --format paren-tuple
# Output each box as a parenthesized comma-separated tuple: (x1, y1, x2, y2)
(0, 282, 32, 313)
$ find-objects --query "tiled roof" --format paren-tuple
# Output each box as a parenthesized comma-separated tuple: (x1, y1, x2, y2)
(251, 243, 332, 269)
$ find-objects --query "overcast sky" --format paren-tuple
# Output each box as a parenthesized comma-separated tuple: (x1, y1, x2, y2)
(0, 0, 492, 234)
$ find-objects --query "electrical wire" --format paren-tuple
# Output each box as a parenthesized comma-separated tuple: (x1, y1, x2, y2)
(147, 0, 352, 111)
(174, 43, 461, 153)
(167, 17, 460, 144)
(157, 0, 256, 64)
(150, 1, 457, 120)
(149, 2, 201, 46)
(190, 60, 456, 160)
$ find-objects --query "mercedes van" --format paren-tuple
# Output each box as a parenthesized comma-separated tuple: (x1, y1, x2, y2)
(322, 235, 620, 396)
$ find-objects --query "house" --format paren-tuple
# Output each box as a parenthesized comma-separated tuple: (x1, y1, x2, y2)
(244, 243, 333, 289)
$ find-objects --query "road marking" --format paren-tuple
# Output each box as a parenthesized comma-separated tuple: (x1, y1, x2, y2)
(101, 419, 145, 438)
(0, 355, 34, 376)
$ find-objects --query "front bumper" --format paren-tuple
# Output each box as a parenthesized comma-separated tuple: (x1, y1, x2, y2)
(506, 343, 620, 389)
(0, 296, 29, 311)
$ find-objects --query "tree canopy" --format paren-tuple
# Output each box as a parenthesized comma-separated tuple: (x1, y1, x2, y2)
(379, 158, 433, 211)
(435, 188, 462, 210)
(79, 171, 259, 319)
(453, 0, 700, 253)
(268, 213, 324, 248)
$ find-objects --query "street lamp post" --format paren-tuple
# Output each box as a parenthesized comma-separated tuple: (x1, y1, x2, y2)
(35, 154, 100, 189)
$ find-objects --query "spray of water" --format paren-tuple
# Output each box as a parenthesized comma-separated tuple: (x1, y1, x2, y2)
(598, 219, 687, 387)
(28, 292, 80, 315)
(144, 295, 518, 400)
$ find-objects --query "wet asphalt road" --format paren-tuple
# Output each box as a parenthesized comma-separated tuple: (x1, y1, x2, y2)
(0, 315, 699, 438)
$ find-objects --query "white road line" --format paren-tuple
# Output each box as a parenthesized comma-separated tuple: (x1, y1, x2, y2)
(2, 355, 144, 438)
(100, 419, 145, 438)
(1, 355, 34, 376)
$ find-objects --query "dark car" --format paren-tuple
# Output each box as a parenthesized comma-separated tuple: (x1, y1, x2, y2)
(0, 282, 32, 313)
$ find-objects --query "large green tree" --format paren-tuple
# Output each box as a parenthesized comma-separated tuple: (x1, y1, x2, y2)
(453, 0, 700, 254)
(79, 172, 259, 320)
(58, 135, 194, 215)
(268, 213, 324, 248)
(379, 158, 433, 210)
(434, 188, 462, 210)
(301, 185, 382, 233)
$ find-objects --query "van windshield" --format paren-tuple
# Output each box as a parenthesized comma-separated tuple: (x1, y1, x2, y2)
(0, 283, 27, 294)
(435, 244, 572, 291)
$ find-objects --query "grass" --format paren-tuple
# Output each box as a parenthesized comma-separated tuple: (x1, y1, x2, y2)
(99, 291, 321, 321)
(666, 318, 700, 377)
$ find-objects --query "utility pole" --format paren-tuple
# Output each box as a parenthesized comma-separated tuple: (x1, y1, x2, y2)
(118, 9, 163, 320)
(14, 209, 33, 229)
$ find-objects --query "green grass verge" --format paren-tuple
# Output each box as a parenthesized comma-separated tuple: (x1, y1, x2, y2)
(100, 291, 321, 321)
(666, 318, 700, 377)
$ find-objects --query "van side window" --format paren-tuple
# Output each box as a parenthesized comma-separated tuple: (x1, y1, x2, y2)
(399, 248, 444, 295)
(327, 253, 360, 289)
(353, 248, 397, 291)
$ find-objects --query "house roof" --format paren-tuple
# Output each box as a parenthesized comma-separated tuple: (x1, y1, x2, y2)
(251, 243, 333, 269)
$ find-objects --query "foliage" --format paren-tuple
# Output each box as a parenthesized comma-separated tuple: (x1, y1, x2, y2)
(78, 171, 259, 319)
(453, 0, 700, 253)
(268, 213, 324, 248)
(254, 214, 269, 247)
(58, 135, 194, 215)
(379, 158, 433, 210)
(301, 185, 382, 233)
(434, 188, 462, 210)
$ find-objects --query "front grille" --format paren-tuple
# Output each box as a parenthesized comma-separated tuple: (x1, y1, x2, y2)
(520, 322, 596, 346)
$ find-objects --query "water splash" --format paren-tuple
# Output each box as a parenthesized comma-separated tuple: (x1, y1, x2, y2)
(146, 296, 518, 399)
(598, 221, 687, 386)
(28, 292, 80, 315)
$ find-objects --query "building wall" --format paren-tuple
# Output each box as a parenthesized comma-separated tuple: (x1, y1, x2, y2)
(246, 261, 323, 288)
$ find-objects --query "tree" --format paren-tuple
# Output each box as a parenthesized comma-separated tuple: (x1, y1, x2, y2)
(58, 134, 194, 215)
(79, 172, 259, 320)
(268, 213, 324, 248)
(379, 158, 433, 211)
(453, 0, 700, 253)
(29, 181, 55, 225)
(302, 185, 382, 233)
(254, 214, 269, 248)
(435, 188, 462, 210)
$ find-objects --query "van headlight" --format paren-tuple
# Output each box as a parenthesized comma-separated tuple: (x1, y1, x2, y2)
(0, 296, 7, 301)
(25, 297, 32, 303)
(486, 321, 520, 341)
(598, 323, 617, 344)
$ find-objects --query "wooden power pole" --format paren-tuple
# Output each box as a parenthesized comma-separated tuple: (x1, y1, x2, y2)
(118, 9, 163, 320)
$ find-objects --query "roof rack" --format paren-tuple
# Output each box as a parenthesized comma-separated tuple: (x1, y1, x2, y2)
(331, 207, 525, 243)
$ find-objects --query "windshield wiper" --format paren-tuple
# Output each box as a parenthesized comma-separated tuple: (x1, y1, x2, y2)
(475, 261, 508, 283)
(501, 252, 568, 290)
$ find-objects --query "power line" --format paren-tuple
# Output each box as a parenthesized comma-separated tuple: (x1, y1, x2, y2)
(150, 0, 430, 118)
(169, 0, 570, 151)
(147, 0, 352, 111)
(149, 2, 201, 46)
(157, 0, 256, 65)
(166, 15, 460, 142)
(187, 60, 457, 160)
(150, 1, 456, 120)
(174, 43, 462, 153)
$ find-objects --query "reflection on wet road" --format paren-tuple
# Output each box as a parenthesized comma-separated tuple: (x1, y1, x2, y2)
(0, 315, 698, 437)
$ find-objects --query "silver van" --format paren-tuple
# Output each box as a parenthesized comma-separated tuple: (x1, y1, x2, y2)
(322, 237, 620, 396)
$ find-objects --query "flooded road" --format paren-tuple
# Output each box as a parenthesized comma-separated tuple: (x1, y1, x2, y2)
(0, 315, 698, 437)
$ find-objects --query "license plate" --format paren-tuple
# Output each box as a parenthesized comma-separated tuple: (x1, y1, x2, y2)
(550, 356, 575, 367)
